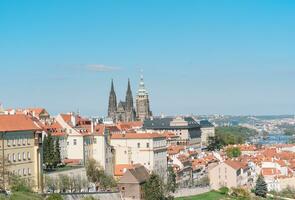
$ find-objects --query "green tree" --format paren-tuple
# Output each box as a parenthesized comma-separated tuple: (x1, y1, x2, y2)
(58, 174, 70, 193)
(10, 175, 33, 192)
(143, 173, 165, 200)
(207, 136, 223, 151)
(226, 147, 241, 158)
(44, 133, 55, 170)
(166, 166, 177, 193)
(54, 138, 61, 167)
(255, 175, 268, 198)
(45, 175, 58, 193)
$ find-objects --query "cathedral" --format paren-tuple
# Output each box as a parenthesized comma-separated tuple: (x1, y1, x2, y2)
(107, 75, 152, 122)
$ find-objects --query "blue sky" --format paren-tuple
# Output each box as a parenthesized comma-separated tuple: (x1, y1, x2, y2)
(0, 0, 295, 116)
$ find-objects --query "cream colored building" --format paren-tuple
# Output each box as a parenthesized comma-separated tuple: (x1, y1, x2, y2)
(0, 114, 43, 191)
(199, 120, 215, 146)
(209, 160, 249, 190)
(110, 133, 167, 178)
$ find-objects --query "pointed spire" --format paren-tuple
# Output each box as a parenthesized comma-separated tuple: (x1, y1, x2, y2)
(111, 79, 115, 93)
(127, 78, 131, 92)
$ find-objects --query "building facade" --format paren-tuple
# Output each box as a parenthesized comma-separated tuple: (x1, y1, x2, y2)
(0, 114, 43, 192)
(143, 116, 202, 147)
(209, 160, 250, 190)
(110, 133, 167, 179)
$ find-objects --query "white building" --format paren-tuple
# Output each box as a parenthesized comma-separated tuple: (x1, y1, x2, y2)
(110, 133, 167, 178)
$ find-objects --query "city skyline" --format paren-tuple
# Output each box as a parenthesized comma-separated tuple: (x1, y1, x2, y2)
(1, 1, 295, 116)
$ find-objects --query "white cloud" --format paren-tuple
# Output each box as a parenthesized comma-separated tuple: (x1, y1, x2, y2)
(86, 64, 120, 72)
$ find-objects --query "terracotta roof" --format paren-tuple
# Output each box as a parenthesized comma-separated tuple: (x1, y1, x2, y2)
(167, 145, 185, 155)
(111, 133, 165, 139)
(115, 164, 135, 177)
(224, 160, 248, 170)
(261, 168, 281, 176)
(0, 114, 42, 132)
(60, 114, 72, 124)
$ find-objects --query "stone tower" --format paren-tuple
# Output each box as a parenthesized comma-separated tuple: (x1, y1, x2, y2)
(108, 79, 117, 121)
(136, 75, 152, 121)
(125, 79, 135, 122)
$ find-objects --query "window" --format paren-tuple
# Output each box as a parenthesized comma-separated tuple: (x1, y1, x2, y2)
(27, 152, 31, 160)
(23, 152, 26, 160)
(7, 140, 11, 147)
(23, 137, 26, 145)
(67, 141, 69, 145)
(23, 168, 26, 176)
(18, 137, 21, 146)
(18, 153, 21, 161)
(73, 139, 77, 145)
(13, 153, 16, 162)
(146, 143, 149, 148)
(27, 138, 30, 145)
(13, 139, 16, 146)
(93, 138, 97, 144)
(7, 154, 11, 162)
(28, 168, 31, 175)
(137, 143, 140, 148)
(18, 169, 21, 176)
(121, 187, 125, 191)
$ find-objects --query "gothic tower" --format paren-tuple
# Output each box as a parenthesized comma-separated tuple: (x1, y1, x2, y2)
(108, 79, 117, 121)
(136, 75, 152, 121)
(125, 79, 135, 122)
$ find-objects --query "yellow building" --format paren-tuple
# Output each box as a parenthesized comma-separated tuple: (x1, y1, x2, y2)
(0, 114, 43, 191)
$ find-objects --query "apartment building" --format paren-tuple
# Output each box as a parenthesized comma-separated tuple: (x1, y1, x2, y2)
(199, 120, 215, 146)
(209, 160, 250, 190)
(143, 116, 201, 147)
(0, 114, 43, 191)
(110, 133, 167, 178)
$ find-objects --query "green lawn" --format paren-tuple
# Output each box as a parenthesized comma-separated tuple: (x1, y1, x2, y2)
(176, 191, 227, 200)
(0, 192, 43, 200)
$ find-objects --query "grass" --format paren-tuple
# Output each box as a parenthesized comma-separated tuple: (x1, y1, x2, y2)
(176, 191, 227, 200)
(0, 192, 43, 200)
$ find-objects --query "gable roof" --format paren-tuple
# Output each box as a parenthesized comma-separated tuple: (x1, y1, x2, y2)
(224, 160, 248, 170)
(0, 114, 42, 132)
(119, 165, 149, 184)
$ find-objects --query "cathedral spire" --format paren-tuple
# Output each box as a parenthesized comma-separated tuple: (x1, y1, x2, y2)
(108, 79, 117, 121)
(125, 78, 134, 113)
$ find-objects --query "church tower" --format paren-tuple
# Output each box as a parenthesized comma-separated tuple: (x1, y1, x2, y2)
(136, 75, 152, 121)
(125, 79, 135, 122)
(108, 79, 117, 121)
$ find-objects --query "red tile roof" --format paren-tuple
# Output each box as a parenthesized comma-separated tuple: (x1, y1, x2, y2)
(224, 160, 248, 170)
(114, 164, 135, 177)
(0, 114, 42, 132)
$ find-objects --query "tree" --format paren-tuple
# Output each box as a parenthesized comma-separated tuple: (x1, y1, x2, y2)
(85, 159, 116, 190)
(86, 159, 101, 184)
(43, 133, 55, 170)
(10, 175, 33, 192)
(226, 147, 241, 158)
(45, 175, 58, 193)
(58, 174, 70, 193)
(166, 166, 177, 193)
(54, 138, 62, 167)
(143, 173, 165, 200)
(255, 175, 268, 198)
(207, 136, 223, 151)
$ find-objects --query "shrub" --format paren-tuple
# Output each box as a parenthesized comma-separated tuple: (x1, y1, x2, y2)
(219, 186, 229, 195)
